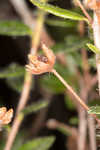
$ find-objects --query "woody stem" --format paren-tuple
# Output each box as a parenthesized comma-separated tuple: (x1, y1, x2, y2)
(52, 69, 100, 125)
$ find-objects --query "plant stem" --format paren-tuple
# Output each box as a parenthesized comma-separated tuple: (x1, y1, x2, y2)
(4, 4, 46, 150)
(88, 116, 96, 150)
(9, 0, 54, 46)
(52, 69, 100, 125)
(93, 12, 100, 95)
(52, 69, 89, 111)
(76, 0, 92, 24)
(4, 72, 32, 150)
(31, 10, 46, 54)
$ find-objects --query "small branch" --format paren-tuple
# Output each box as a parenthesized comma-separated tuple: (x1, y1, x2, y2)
(9, 0, 34, 28)
(78, 108, 87, 150)
(79, 47, 96, 150)
(4, 72, 32, 150)
(46, 119, 78, 137)
(52, 69, 89, 111)
(30, 108, 48, 137)
(88, 116, 96, 150)
(93, 12, 100, 95)
(51, 69, 100, 125)
(9, 0, 54, 46)
(77, 78, 88, 150)
(76, 0, 93, 24)
(31, 10, 45, 54)
(4, 1, 47, 150)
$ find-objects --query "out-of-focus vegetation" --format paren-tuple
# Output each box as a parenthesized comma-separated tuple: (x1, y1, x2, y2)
(0, 0, 100, 150)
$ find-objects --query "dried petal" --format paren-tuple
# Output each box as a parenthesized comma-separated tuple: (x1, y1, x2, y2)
(2, 108, 13, 125)
(0, 107, 7, 119)
(42, 44, 56, 66)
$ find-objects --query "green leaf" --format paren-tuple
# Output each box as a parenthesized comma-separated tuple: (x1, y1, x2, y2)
(65, 35, 89, 52)
(88, 106, 100, 114)
(0, 64, 25, 92)
(22, 100, 49, 116)
(18, 136, 55, 150)
(0, 21, 32, 36)
(0, 63, 25, 78)
(46, 19, 77, 27)
(86, 43, 100, 54)
(30, 0, 87, 21)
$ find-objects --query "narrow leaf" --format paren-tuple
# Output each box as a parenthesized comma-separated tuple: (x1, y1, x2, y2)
(0, 21, 32, 36)
(88, 106, 100, 114)
(87, 43, 100, 54)
(18, 136, 55, 150)
(22, 100, 49, 115)
(46, 19, 77, 27)
(30, 0, 87, 21)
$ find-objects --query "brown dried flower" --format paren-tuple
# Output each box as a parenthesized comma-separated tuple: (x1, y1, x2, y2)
(26, 44, 56, 75)
(0, 107, 13, 128)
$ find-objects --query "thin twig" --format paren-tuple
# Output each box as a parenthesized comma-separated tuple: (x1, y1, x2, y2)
(78, 108, 87, 150)
(78, 17, 96, 150)
(93, 12, 100, 95)
(9, 0, 35, 28)
(9, 0, 54, 46)
(4, 1, 47, 150)
(81, 49, 96, 150)
(47, 119, 78, 136)
(31, 10, 45, 54)
(4, 72, 32, 150)
(76, 0, 92, 24)
(52, 69, 89, 111)
(51, 69, 100, 125)
(77, 78, 87, 150)
(88, 116, 96, 150)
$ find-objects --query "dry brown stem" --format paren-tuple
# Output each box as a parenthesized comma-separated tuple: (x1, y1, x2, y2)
(47, 119, 78, 150)
(4, 0, 50, 150)
(93, 12, 100, 95)
(4, 72, 32, 150)
(51, 69, 100, 125)
(76, 0, 92, 24)
(77, 13, 96, 150)
(9, 0, 54, 46)
(52, 69, 89, 111)
(88, 116, 96, 150)
(47, 119, 77, 136)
